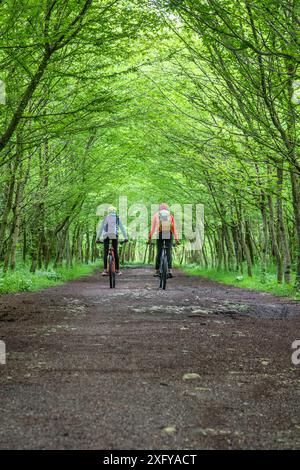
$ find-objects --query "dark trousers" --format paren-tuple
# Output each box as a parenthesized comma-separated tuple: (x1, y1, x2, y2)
(156, 235, 172, 270)
(103, 238, 119, 270)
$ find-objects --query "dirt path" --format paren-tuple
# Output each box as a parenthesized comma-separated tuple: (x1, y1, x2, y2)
(0, 267, 300, 449)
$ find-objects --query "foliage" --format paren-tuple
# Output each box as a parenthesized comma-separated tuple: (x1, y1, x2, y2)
(0, 262, 96, 294)
(183, 264, 297, 299)
(0, 0, 299, 295)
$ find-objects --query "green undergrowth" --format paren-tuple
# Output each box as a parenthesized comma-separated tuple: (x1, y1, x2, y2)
(0, 262, 97, 294)
(121, 261, 153, 268)
(183, 264, 299, 300)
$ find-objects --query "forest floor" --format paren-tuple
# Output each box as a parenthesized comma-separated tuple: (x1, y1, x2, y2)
(0, 267, 300, 450)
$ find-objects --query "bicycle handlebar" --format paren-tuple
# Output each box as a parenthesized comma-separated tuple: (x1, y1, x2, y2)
(97, 239, 128, 244)
(147, 240, 180, 247)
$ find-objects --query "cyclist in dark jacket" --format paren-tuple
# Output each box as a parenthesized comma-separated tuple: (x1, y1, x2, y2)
(96, 206, 128, 276)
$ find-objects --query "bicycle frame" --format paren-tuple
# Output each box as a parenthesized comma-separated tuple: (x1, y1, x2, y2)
(159, 240, 168, 290)
(108, 244, 116, 288)
(99, 239, 127, 288)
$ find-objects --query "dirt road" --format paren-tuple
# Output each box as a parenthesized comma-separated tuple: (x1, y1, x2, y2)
(0, 267, 300, 449)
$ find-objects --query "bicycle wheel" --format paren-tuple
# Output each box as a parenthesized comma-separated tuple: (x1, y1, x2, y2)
(162, 256, 168, 290)
(112, 271, 116, 288)
(159, 256, 164, 288)
(109, 255, 116, 288)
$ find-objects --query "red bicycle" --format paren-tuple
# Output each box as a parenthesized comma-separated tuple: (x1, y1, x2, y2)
(99, 239, 127, 288)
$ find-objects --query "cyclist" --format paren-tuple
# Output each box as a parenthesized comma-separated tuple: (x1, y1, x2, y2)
(96, 206, 128, 276)
(148, 203, 179, 278)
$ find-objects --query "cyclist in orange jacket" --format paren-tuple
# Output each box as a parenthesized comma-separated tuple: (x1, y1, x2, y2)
(148, 203, 179, 278)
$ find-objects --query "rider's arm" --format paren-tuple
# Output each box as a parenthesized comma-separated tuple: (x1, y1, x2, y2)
(171, 214, 179, 241)
(118, 218, 128, 239)
(96, 219, 105, 241)
(149, 213, 158, 240)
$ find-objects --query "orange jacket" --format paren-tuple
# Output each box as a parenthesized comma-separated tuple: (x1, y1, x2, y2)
(149, 212, 178, 240)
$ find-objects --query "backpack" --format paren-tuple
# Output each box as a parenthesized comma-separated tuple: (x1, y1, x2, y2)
(158, 209, 171, 232)
(104, 213, 119, 238)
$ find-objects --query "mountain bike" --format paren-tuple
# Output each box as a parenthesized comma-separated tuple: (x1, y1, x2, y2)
(158, 239, 169, 290)
(99, 239, 127, 288)
(148, 240, 178, 290)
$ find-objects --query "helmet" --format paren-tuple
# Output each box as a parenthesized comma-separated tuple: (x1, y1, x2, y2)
(159, 203, 169, 210)
(108, 205, 117, 213)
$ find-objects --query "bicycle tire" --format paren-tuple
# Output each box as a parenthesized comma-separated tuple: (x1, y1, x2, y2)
(159, 256, 164, 288)
(162, 256, 168, 290)
(109, 255, 116, 288)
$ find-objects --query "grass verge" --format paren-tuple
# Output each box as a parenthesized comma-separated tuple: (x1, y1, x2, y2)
(0, 263, 97, 294)
(183, 265, 299, 299)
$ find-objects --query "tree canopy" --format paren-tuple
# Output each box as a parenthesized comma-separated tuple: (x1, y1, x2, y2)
(0, 0, 299, 292)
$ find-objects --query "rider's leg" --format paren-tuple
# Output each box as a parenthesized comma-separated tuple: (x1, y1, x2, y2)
(166, 236, 173, 276)
(155, 237, 163, 275)
(102, 238, 109, 275)
(113, 238, 120, 273)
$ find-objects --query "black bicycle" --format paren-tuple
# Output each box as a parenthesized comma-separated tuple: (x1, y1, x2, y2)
(159, 239, 169, 290)
(148, 240, 178, 290)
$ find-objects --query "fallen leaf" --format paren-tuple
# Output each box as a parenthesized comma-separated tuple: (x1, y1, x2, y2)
(261, 360, 270, 366)
(183, 372, 201, 380)
(162, 426, 176, 435)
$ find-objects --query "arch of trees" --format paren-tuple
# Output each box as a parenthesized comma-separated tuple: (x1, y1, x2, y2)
(0, 0, 299, 292)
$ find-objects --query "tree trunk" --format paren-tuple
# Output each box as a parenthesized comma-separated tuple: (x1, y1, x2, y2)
(260, 194, 269, 284)
(85, 230, 90, 264)
(276, 167, 291, 284)
(268, 195, 283, 283)
(290, 168, 300, 291)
